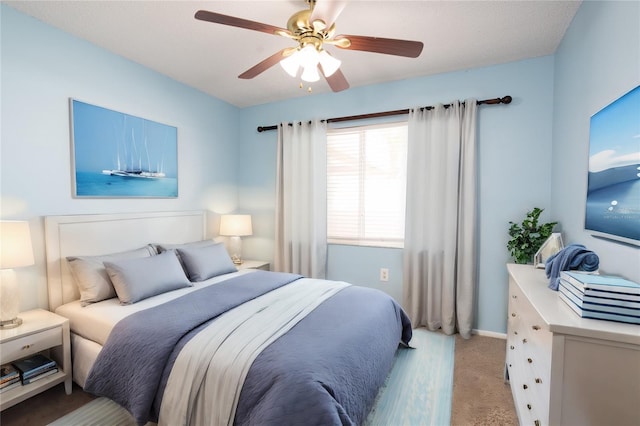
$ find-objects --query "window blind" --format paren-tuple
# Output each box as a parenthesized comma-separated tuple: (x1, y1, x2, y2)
(327, 122, 408, 248)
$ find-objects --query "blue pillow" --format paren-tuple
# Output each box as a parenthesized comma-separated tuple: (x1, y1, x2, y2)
(104, 250, 191, 304)
(176, 243, 237, 282)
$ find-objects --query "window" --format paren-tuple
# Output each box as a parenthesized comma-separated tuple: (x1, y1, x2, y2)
(327, 122, 408, 248)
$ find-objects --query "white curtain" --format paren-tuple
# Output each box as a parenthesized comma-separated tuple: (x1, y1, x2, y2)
(274, 120, 327, 278)
(402, 100, 478, 338)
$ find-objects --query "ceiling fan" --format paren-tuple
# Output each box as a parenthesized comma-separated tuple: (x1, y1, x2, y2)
(195, 0, 424, 92)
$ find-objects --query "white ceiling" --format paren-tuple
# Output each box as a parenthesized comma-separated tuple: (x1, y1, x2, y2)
(4, 0, 581, 108)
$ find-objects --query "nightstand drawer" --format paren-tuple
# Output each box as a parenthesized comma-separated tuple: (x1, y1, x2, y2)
(2, 327, 62, 362)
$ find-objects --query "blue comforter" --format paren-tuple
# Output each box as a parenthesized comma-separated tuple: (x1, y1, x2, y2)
(85, 271, 412, 425)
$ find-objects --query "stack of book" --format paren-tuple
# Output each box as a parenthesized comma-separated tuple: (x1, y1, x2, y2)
(0, 364, 21, 393)
(558, 271, 640, 325)
(12, 354, 58, 385)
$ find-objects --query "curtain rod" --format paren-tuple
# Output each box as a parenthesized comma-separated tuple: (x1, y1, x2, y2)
(256, 95, 512, 132)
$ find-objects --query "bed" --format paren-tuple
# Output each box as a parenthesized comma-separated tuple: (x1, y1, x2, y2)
(45, 211, 412, 426)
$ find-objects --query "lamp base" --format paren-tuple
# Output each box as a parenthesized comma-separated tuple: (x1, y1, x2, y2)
(0, 317, 22, 329)
(229, 236, 243, 265)
(0, 269, 21, 329)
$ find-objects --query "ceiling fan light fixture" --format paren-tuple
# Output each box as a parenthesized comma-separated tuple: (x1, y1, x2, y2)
(297, 44, 321, 82)
(280, 50, 301, 77)
(301, 64, 320, 82)
(318, 50, 341, 77)
(299, 44, 320, 65)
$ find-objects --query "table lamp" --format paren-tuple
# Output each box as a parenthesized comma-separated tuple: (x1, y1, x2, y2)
(219, 215, 252, 265)
(0, 221, 35, 328)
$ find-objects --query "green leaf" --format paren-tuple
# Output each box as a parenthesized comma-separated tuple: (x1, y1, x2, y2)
(507, 207, 557, 264)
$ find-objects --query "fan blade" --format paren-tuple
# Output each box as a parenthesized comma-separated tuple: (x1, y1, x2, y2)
(238, 49, 289, 79)
(323, 67, 349, 92)
(334, 35, 423, 58)
(195, 10, 291, 37)
(310, 0, 347, 30)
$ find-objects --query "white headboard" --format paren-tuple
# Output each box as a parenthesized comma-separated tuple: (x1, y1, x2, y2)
(45, 210, 206, 311)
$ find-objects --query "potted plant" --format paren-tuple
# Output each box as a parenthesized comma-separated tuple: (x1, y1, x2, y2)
(507, 207, 558, 264)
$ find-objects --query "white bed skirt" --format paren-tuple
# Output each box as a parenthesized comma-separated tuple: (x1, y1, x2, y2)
(71, 333, 102, 388)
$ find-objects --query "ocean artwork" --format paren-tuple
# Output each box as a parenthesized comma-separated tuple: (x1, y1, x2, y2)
(585, 85, 640, 245)
(71, 99, 178, 197)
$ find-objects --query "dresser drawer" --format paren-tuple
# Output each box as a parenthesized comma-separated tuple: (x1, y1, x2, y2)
(514, 300, 551, 367)
(1, 327, 62, 362)
(509, 359, 546, 426)
(507, 277, 551, 425)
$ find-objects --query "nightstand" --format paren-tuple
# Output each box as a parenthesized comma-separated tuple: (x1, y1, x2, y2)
(0, 309, 72, 411)
(237, 260, 270, 271)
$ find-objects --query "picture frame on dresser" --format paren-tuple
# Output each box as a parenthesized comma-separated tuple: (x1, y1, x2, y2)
(533, 232, 564, 269)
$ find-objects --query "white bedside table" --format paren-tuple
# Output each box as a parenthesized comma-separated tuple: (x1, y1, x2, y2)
(0, 309, 72, 411)
(237, 260, 270, 271)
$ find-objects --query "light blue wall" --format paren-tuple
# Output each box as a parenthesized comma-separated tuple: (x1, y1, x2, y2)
(1, 5, 240, 309)
(551, 1, 640, 283)
(238, 56, 556, 334)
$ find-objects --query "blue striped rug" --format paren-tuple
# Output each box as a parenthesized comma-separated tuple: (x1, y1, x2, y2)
(49, 328, 454, 426)
(365, 328, 455, 426)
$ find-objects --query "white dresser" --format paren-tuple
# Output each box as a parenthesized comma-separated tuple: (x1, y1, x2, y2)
(505, 264, 640, 426)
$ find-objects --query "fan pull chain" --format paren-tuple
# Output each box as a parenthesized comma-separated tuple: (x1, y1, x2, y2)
(298, 82, 313, 93)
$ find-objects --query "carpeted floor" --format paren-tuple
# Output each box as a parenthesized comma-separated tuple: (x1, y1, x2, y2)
(1, 332, 516, 425)
(451, 334, 518, 426)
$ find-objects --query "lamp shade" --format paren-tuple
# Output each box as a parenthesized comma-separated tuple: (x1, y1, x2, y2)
(219, 215, 253, 237)
(318, 50, 341, 77)
(280, 50, 301, 77)
(0, 221, 35, 269)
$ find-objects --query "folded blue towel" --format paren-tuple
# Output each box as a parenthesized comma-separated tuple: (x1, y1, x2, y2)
(545, 244, 600, 290)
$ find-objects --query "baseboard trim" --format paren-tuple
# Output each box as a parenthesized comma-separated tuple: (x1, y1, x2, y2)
(472, 329, 507, 339)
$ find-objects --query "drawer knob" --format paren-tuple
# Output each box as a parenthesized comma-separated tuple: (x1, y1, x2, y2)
(532, 325, 541, 331)
(511, 313, 516, 317)
(534, 421, 541, 426)
(527, 404, 532, 410)
(523, 384, 528, 390)
(528, 358, 533, 364)
(535, 378, 542, 384)
(21, 344, 32, 350)
(510, 345, 515, 350)
(522, 338, 528, 344)
(512, 295, 517, 299)
(514, 331, 518, 335)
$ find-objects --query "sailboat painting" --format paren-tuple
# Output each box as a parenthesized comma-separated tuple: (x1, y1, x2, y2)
(71, 99, 178, 197)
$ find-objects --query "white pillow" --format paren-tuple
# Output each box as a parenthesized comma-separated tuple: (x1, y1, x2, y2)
(104, 250, 192, 304)
(67, 245, 157, 306)
(176, 243, 237, 282)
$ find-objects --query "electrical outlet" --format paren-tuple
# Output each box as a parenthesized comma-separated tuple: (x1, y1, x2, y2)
(380, 268, 389, 282)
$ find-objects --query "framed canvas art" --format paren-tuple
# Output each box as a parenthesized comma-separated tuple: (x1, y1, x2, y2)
(585, 85, 640, 246)
(70, 99, 178, 198)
